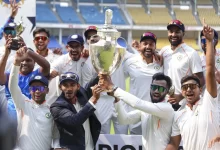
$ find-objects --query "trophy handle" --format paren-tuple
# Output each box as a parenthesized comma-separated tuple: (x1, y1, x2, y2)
(117, 37, 127, 49)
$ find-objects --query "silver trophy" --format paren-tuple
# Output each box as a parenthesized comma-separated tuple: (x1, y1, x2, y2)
(10, 18, 26, 50)
(89, 9, 126, 75)
(168, 85, 175, 97)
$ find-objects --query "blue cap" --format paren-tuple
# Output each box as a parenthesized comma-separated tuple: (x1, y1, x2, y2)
(67, 34, 84, 45)
(4, 22, 16, 30)
(29, 74, 49, 86)
(59, 72, 79, 85)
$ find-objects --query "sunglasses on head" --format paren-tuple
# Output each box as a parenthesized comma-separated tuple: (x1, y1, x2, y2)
(4, 29, 16, 36)
(60, 73, 79, 82)
(181, 84, 199, 91)
(34, 36, 48, 41)
(29, 86, 47, 92)
(150, 84, 167, 93)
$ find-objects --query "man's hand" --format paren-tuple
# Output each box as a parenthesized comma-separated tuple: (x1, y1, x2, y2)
(98, 74, 114, 91)
(153, 51, 163, 66)
(10, 0, 19, 18)
(90, 84, 104, 104)
(14, 46, 27, 66)
(167, 94, 183, 105)
(5, 38, 13, 54)
(50, 70, 59, 79)
(81, 48, 89, 58)
(208, 136, 220, 148)
(131, 40, 139, 50)
(53, 48, 62, 55)
(202, 18, 214, 41)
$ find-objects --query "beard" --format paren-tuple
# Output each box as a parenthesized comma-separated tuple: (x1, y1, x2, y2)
(150, 93, 166, 103)
(169, 38, 182, 47)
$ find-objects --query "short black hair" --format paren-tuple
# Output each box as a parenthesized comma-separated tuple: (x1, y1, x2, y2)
(152, 72, 172, 90)
(181, 75, 201, 87)
(33, 28, 50, 38)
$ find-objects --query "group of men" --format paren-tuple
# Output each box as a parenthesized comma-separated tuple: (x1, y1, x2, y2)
(1, 1, 220, 150)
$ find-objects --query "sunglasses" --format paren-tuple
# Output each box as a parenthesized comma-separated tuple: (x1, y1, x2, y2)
(34, 36, 48, 41)
(181, 84, 199, 91)
(4, 29, 16, 36)
(150, 84, 167, 93)
(29, 86, 47, 92)
(60, 73, 79, 82)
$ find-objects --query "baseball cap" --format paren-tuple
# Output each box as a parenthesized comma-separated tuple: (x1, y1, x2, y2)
(59, 72, 79, 85)
(4, 22, 16, 31)
(29, 74, 49, 87)
(167, 20, 185, 32)
(84, 26, 98, 38)
(200, 30, 218, 40)
(140, 32, 157, 43)
(67, 34, 84, 45)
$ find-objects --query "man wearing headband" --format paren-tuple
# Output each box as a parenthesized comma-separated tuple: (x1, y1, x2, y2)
(160, 20, 204, 110)
(98, 72, 174, 150)
(122, 32, 163, 135)
(8, 47, 56, 150)
(50, 72, 102, 150)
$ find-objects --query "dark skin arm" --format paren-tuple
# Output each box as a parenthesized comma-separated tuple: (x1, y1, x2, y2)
(26, 50, 50, 77)
(202, 19, 217, 97)
(0, 39, 12, 85)
(166, 135, 181, 150)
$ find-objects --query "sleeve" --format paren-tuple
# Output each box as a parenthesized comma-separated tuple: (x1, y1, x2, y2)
(190, 50, 203, 74)
(171, 115, 181, 137)
(114, 100, 141, 125)
(50, 101, 96, 128)
(114, 88, 174, 119)
(8, 65, 27, 110)
(0, 17, 14, 40)
(51, 56, 62, 73)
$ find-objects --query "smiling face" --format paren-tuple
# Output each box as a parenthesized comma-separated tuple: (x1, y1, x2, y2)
(29, 82, 49, 104)
(19, 54, 35, 75)
(59, 80, 80, 100)
(181, 79, 201, 105)
(66, 41, 84, 61)
(168, 26, 184, 47)
(150, 80, 168, 103)
(139, 38, 156, 59)
(33, 32, 49, 52)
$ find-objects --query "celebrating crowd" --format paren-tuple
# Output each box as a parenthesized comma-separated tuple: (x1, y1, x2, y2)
(1, 1, 220, 150)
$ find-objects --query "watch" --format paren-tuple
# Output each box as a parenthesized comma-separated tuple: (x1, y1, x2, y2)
(108, 85, 118, 94)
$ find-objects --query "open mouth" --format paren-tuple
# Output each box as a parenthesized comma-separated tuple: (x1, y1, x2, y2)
(171, 38, 178, 41)
(186, 93, 194, 99)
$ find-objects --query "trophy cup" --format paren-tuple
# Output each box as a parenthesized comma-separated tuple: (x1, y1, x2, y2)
(89, 9, 126, 75)
(10, 18, 26, 50)
(168, 85, 175, 97)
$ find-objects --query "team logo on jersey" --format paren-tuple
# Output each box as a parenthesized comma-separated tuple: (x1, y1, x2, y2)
(177, 55, 183, 61)
(217, 58, 220, 64)
(45, 112, 51, 119)
(154, 65, 160, 70)
(81, 62, 85, 67)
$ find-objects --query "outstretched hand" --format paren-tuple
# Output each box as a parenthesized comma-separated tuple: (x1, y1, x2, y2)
(14, 46, 28, 66)
(10, 0, 20, 18)
(208, 136, 220, 148)
(202, 18, 214, 41)
(98, 74, 114, 91)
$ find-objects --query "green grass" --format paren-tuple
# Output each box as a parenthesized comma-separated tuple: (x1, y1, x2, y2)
(110, 77, 130, 134)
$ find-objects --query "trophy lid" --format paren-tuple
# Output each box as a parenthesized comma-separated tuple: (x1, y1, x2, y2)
(97, 9, 121, 39)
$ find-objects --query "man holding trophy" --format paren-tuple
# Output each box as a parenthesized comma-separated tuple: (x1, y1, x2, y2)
(82, 9, 129, 134)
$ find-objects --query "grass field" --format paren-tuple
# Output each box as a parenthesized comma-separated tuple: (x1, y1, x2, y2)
(110, 77, 130, 134)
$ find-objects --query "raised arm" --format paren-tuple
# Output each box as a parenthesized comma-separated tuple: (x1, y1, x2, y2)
(0, 39, 11, 85)
(99, 74, 173, 119)
(26, 50, 50, 77)
(115, 100, 141, 125)
(9, 47, 29, 110)
(202, 19, 216, 97)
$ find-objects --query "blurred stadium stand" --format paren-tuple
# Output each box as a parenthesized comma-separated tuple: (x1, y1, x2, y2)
(36, 0, 220, 52)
